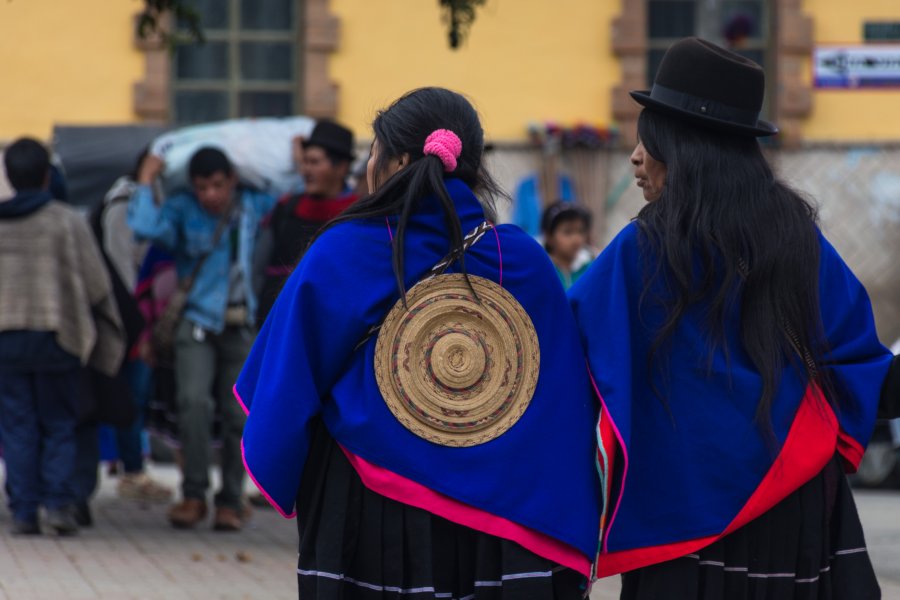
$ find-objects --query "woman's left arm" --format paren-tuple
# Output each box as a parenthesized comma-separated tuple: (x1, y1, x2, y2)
(817, 233, 894, 469)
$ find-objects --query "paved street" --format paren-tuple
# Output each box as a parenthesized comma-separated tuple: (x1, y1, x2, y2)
(0, 464, 296, 600)
(0, 464, 896, 599)
(857, 491, 900, 600)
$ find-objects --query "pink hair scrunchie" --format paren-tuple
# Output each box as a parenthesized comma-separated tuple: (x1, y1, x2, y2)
(423, 129, 463, 173)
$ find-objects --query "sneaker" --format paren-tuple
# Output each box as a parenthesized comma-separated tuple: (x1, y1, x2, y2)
(118, 472, 173, 503)
(10, 519, 40, 536)
(168, 498, 208, 529)
(45, 509, 79, 536)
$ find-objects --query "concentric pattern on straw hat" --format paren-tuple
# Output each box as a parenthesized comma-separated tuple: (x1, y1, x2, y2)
(375, 274, 540, 447)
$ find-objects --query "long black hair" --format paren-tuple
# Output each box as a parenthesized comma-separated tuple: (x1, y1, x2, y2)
(321, 87, 505, 302)
(635, 109, 830, 440)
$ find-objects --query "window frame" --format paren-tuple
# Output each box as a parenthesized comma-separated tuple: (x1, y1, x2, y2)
(645, 0, 774, 117)
(170, 0, 303, 125)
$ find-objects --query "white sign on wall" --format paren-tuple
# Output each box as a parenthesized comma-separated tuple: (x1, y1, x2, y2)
(814, 45, 900, 88)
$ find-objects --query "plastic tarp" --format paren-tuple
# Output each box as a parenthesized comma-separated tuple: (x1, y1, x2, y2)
(149, 117, 315, 197)
(52, 124, 169, 208)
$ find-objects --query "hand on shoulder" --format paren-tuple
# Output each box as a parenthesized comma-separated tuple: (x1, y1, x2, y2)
(137, 154, 165, 186)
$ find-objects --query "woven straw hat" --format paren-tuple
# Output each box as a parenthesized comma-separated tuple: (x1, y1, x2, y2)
(374, 274, 540, 447)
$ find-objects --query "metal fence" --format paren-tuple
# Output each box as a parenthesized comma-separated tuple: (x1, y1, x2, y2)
(489, 144, 900, 344)
(777, 146, 900, 345)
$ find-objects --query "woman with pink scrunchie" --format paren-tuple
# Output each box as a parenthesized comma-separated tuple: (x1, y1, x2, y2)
(236, 87, 601, 598)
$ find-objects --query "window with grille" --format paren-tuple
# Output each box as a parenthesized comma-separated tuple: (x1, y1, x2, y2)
(646, 0, 770, 90)
(171, 0, 301, 125)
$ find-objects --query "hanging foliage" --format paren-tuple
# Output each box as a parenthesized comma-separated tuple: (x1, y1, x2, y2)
(136, 1, 486, 51)
(136, 0, 204, 49)
(440, 0, 487, 49)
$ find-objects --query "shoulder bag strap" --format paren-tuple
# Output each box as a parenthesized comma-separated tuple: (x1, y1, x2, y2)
(179, 201, 237, 293)
(354, 221, 493, 350)
(426, 220, 494, 279)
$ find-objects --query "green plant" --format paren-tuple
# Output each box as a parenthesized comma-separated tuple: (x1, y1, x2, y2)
(136, 0, 485, 50)
(440, 0, 487, 49)
(136, 0, 204, 49)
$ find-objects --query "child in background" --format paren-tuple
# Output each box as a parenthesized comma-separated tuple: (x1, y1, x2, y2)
(542, 201, 594, 290)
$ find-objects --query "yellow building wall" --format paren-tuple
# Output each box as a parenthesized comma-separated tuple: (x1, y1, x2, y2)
(0, 0, 144, 141)
(329, 0, 620, 142)
(2, 1, 896, 145)
(803, 0, 900, 142)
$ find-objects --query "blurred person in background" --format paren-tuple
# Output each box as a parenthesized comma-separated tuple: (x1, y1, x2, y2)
(133, 245, 179, 450)
(92, 151, 172, 504)
(0, 138, 124, 536)
(255, 120, 358, 324)
(541, 201, 594, 290)
(128, 147, 275, 531)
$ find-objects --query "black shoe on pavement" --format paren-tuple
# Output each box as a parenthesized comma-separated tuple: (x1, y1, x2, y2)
(10, 519, 41, 536)
(72, 502, 93, 528)
(45, 508, 79, 536)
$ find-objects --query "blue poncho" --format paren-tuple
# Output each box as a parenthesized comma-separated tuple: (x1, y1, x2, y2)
(236, 179, 602, 565)
(569, 222, 892, 576)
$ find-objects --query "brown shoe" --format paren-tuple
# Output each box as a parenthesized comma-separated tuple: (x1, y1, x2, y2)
(168, 499, 208, 529)
(213, 506, 246, 532)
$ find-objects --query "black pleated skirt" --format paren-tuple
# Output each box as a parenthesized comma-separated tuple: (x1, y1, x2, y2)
(620, 456, 881, 600)
(295, 421, 586, 600)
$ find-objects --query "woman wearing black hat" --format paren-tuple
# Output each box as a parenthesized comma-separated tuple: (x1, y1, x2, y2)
(570, 38, 891, 599)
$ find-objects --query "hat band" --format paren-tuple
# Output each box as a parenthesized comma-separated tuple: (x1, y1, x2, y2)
(649, 84, 761, 127)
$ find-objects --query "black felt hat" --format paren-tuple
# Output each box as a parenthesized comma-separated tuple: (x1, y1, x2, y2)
(630, 37, 778, 137)
(302, 119, 355, 160)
